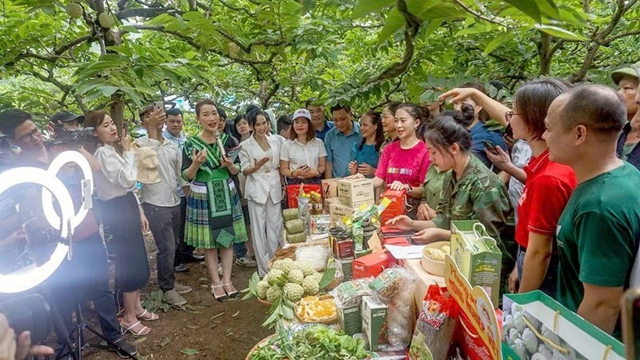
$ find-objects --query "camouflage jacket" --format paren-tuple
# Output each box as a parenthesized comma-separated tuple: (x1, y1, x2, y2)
(432, 156, 514, 245)
(421, 164, 450, 209)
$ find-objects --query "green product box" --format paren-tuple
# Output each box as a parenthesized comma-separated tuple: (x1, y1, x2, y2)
(352, 223, 364, 251)
(361, 296, 388, 352)
(450, 220, 502, 306)
(340, 258, 353, 281)
(355, 249, 372, 258)
(337, 303, 362, 337)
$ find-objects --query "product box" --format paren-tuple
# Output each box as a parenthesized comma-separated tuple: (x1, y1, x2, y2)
(340, 258, 354, 281)
(333, 239, 354, 259)
(338, 178, 375, 208)
(355, 249, 372, 258)
(337, 302, 362, 337)
(450, 220, 502, 306)
(352, 250, 394, 279)
(329, 202, 355, 223)
(379, 189, 406, 225)
(362, 296, 389, 352)
(382, 236, 412, 247)
(322, 179, 339, 199)
(324, 197, 339, 215)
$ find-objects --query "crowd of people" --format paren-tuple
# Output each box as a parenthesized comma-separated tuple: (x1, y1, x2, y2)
(1, 62, 640, 358)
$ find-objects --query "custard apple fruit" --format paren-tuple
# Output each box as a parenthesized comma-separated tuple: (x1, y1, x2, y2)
(298, 261, 314, 277)
(265, 269, 285, 286)
(309, 272, 323, 283)
(288, 269, 304, 285)
(266, 286, 282, 303)
(272, 258, 296, 274)
(302, 276, 319, 296)
(256, 280, 270, 299)
(66, 3, 83, 19)
(98, 13, 116, 28)
(283, 283, 304, 302)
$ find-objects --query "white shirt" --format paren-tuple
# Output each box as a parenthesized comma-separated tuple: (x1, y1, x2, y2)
(94, 145, 137, 201)
(240, 135, 282, 204)
(271, 134, 286, 148)
(135, 137, 188, 207)
(280, 138, 327, 171)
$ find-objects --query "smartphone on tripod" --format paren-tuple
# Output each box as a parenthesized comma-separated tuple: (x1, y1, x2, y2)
(622, 288, 640, 359)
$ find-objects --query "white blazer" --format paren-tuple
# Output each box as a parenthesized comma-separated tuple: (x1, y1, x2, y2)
(239, 135, 283, 205)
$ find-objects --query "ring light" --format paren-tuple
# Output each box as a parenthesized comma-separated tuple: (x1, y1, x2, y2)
(0, 152, 92, 294)
(42, 151, 93, 231)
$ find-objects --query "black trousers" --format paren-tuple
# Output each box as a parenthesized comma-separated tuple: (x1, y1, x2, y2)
(47, 232, 122, 344)
(174, 196, 195, 266)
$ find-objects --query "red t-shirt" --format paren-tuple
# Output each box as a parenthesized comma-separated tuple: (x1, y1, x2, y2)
(374, 140, 430, 187)
(516, 150, 577, 248)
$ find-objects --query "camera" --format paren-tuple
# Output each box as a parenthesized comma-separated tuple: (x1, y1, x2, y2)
(0, 294, 53, 344)
(45, 127, 96, 148)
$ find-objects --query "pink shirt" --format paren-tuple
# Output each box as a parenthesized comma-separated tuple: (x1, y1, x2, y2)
(375, 140, 430, 187)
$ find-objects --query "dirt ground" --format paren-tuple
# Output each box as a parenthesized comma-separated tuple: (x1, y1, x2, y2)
(82, 235, 273, 360)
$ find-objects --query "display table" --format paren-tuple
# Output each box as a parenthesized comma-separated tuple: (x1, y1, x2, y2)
(401, 259, 445, 309)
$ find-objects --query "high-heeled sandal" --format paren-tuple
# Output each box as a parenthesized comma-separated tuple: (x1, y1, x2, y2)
(211, 284, 227, 302)
(223, 282, 239, 298)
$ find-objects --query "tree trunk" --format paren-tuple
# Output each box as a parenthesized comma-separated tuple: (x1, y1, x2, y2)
(110, 92, 126, 132)
(583, 0, 590, 13)
(538, 33, 552, 76)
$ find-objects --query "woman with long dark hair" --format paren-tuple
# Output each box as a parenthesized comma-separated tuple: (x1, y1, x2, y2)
(85, 110, 153, 337)
(349, 110, 384, 178)
(182, 99, 248, 302)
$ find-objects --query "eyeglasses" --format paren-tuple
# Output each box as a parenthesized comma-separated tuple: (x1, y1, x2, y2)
(505, 111, 519, 122)
(17, 127, 42, 142)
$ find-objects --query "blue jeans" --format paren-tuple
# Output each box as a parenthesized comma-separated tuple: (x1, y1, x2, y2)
(516, 247, 557, 297)
(234, 242, 247, 258)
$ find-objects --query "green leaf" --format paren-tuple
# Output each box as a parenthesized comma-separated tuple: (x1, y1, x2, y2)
(101, 86, 119, 97)
(505, 0, 541, 23)
(352, 0, 394, 18)
(318, 267, 337, 290)
(484, 33, 511, 55)
(424, 19, 445, 37)
(377, 8, 403, 44)
(535, 24, 587, 41)
(535, 0, 559, 19)
(181, 348, 199, 356)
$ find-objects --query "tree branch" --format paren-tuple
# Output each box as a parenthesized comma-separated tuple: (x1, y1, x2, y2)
(263, 82, 280, 108)
(452, 0, 509, 28)
(217, 0, 254, 17)
(115, 7, 180, 20)
(603, 29, 640, 44)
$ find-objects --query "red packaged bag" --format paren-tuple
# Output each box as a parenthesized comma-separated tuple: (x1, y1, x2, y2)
(379, 189, 406, 225)
(286, 184, 322, 208)
(409, 285, 459, 360)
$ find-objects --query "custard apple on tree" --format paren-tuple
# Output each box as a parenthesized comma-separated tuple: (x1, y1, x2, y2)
(302, 276, 319, 296)
(266, 286, 282, 303)
(283, 283, 304, 302)
(66, 3, 83, 19)
(98, 13, 116, 28)
(288, 269, 304, 285)
(256, 280, 270, 299)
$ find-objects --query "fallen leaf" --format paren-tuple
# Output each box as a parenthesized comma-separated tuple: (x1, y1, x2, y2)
(133, 337, 147, 345)
(224, 328, 234, 337)
(181, 348, 199, 356)
(231, 310, 240, 318)
(186, 325, 198, 330)
(159, 337, 171, 348)
(210, 312, 224, 320)
(198, 277, 208, 282)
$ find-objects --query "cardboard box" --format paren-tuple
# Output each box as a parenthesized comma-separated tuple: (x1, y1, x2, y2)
(340, 258, 354, 281)
(322, 179, 339, 199)
(333, 239, 354, 259)
(337, 303, 362, 337)
(338, 178, 375, 208)
(352, 250, 394, 279)
(379, 189, 406, 225)
(329, 202, 354, 223)
(362, 296, 389, 352)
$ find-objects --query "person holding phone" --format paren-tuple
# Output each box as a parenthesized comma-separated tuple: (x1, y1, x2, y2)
(240, 110, 283, 276)
(181, 99, 248, 302)
(349, 111, 384, 178)
(280, 109, 327, 184)
(85, 110, 154, 337)
(440, 78, 576, 297)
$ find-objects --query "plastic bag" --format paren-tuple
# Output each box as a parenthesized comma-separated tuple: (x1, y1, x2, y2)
(295, 245, 329, 272)
(369, 267, 417, 350)
(330, 278, 373, 307)
(297, 196, 311, 236)
(409, 285, 459, 360)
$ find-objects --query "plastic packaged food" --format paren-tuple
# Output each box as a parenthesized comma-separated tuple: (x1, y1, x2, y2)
(285, 219, 305, 234)
(409, 285, 459, 360)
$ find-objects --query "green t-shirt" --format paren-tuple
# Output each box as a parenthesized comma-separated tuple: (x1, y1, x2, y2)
(556, 162, 640, 336)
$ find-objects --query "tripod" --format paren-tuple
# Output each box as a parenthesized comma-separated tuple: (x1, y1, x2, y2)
(55, 303, 135, 360)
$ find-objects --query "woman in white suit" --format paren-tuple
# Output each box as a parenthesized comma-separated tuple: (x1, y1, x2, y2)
(239, 110, 284, 276)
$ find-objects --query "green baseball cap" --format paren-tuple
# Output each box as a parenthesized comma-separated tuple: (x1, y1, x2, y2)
(611, 62, 640, 84)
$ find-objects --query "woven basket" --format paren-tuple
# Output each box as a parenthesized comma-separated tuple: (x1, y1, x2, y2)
(245, 334, 275, 360)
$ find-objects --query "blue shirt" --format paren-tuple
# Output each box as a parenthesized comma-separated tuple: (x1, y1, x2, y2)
(350, 143, 380, 178)
(163, 129, 187, 197)
(324, 122, 362, 178)
(315, 120, 334, 141)
(469, 122, 507, 172)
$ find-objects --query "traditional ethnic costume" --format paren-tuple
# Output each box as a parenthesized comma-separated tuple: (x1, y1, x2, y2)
(181, 134, 248, 249)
